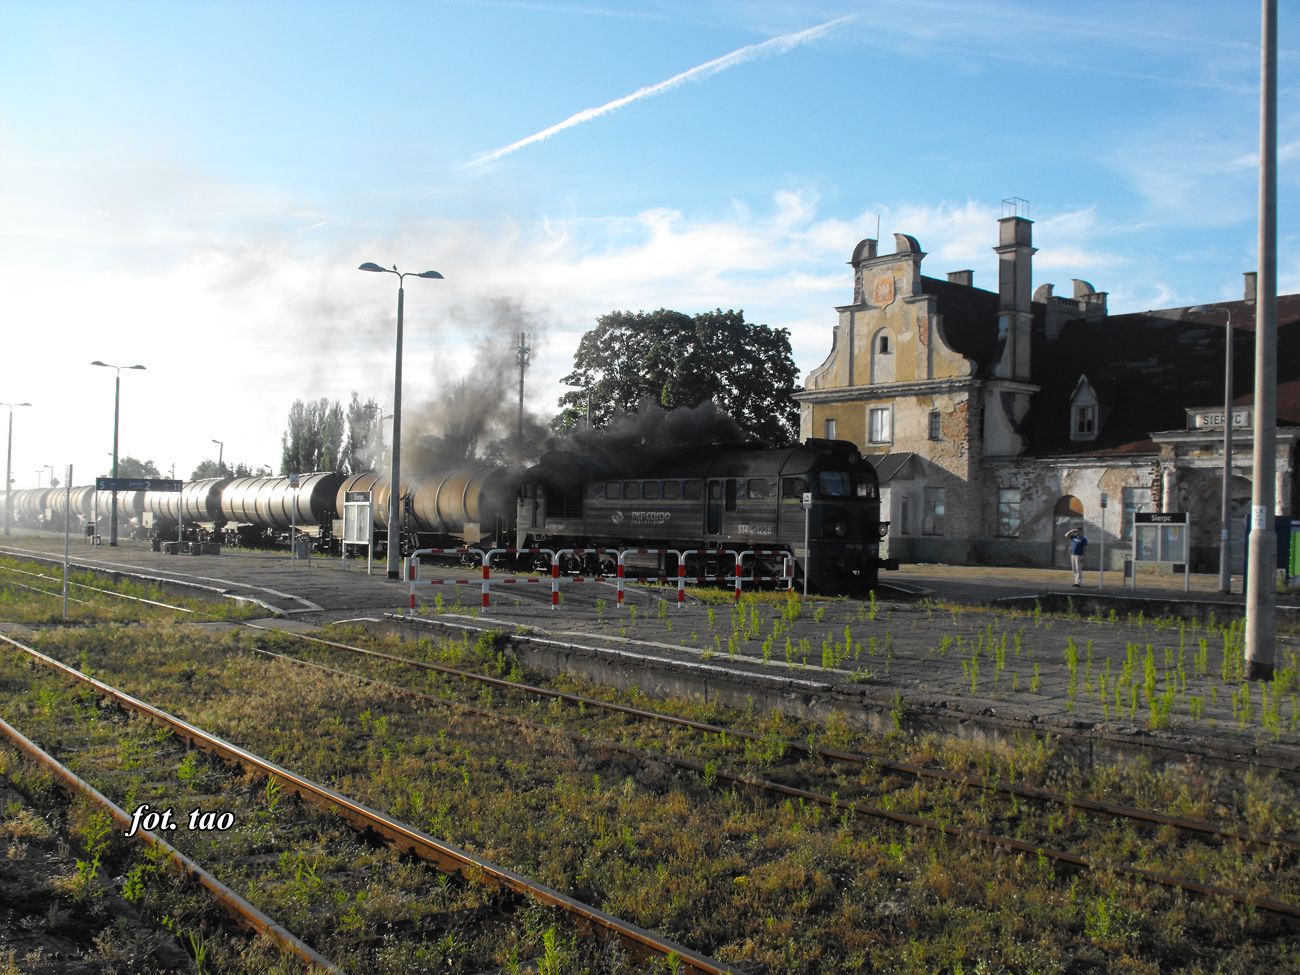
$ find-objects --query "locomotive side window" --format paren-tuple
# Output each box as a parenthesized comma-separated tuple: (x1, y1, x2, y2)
(623, 481, 641, 500)
(644, 481, 661, 500)
(818, 471, 852, 497)
(663, 481, 681, 500)
(724, 479, 737, 512)
(683, 480, 703, 501)
(855, 480, 877, 499)
(782, 477, 807, 501)
(590, 483, 605, 499)
(746, 478, 768, 499)
(605, 481, 621, 500)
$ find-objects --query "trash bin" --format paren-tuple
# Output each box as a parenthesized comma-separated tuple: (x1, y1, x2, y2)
(293, 538, 311, 561)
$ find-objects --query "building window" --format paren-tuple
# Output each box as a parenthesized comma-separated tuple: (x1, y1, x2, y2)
(899, 494, 912, 535)
(1121, 486, 1149, 540)
(868, 407, 892, 444)
(878, 333, 890, 354)
(922, 487, 945, 536)
(928, 410, 941, 441)
(1074, 404, 1096, 436)
(996, 489, 1021, 538)
(824, 418, 837, 439)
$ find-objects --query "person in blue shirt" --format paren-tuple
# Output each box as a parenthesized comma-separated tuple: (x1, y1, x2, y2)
(1066, 528, 1088, 587)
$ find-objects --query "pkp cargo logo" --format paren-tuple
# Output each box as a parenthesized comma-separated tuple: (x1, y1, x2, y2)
(610, 510, 625, 524)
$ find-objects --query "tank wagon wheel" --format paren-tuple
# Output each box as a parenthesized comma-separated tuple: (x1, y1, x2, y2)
(598, 554, 618, 578)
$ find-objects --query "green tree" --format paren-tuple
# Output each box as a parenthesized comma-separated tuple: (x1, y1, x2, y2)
(190, 460, 261, 479)
(281, 398, 346, 474)
(343, 392, 382, 475)
(556, 308, 799, 444)
(100, 457, 160, 479)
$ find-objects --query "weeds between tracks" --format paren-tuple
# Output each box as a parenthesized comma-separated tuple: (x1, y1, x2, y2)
(9, 616, 1299, 974)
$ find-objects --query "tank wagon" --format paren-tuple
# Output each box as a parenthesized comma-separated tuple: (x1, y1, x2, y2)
(516, 438, 897, 593)
(334, 465, 516, 551)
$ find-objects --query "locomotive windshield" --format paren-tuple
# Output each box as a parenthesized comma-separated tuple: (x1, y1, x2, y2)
(817, 470, 878, 499)
(818, 471, 852, 496)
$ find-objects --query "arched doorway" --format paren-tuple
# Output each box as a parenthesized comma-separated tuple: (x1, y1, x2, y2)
(1053, 495, 1084, 567)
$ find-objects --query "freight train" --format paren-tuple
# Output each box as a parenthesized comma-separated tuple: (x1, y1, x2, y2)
(0, 438, 896, 592)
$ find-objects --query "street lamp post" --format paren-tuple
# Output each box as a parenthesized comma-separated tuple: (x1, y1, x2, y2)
(358, 263, 444, 579)
(1190, 304, 1235, 594)
(91, 361, 146, 546)
(44, 465, 54, 488)
(2, 402, 32, 537)
(212, 439, 225, 476)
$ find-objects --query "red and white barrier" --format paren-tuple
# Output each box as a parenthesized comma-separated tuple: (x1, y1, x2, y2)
(405, 545, 793, 612)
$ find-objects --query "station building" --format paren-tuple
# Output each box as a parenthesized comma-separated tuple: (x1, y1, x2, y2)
(796, 215, 1300, 572)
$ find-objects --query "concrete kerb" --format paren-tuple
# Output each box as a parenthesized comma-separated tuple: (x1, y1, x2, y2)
(379, 611, 1300, 786)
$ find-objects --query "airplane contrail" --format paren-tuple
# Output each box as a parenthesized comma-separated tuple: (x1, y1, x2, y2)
(465, 15, 855, 169)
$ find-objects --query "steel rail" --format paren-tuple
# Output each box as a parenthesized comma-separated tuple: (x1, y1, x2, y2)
(272, 621, 1300, 854)
(0, 715, 342, 974)
(0, 632, 742, 975)
(7, 560, 1297, 854)
(0, 562, 196, 613)
(240, 639, 1300, 924)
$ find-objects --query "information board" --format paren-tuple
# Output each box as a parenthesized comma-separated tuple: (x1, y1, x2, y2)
(1131, 511, 1190, 592)
(95, 477, 182, 492)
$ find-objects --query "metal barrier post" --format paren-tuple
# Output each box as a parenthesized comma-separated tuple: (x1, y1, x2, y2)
(407, 556, 416, 611)
(481, 549, 495, 609)
(616, 551, 626, 607)
(677, 549, 691, 609)
(550, 553, 562, 610)
(734, 551, 745, 601)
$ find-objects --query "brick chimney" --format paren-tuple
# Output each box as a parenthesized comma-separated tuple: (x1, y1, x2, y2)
(994, 216, 1035, 380)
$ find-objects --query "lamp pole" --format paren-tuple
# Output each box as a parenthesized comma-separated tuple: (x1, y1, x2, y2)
(1190, 304, 1235, 594)
(358, 263, 443, 579)
(91, 361, 146, 546)
(212, 439, 224, 476)
(44, 465, 54, 488)
(1245, 0, 1278, 680)
(3, 402, 32, 537)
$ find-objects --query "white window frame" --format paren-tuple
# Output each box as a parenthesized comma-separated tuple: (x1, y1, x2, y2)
(922, 486, 945, 536)
(868, 406, 893, 444)
(824, 418, 837, 439)
(996, 488, 1021, 538)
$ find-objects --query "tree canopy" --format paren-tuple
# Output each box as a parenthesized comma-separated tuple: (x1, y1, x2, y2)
(555, 308, 799, 445)
(280, 394, 383, 476)
(100, 457, 160, 479)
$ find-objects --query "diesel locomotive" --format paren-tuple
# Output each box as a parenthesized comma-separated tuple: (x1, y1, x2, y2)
(516, 438, 896, 593)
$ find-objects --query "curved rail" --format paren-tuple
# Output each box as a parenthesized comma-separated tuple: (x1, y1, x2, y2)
(0, 631, 742, 975)
(239, 634, 1300, 924)
(0, 715, 342, 974)
(292, 619, 1300, 854)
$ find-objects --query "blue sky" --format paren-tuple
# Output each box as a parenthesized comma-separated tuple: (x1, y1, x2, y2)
(1, 0, 1295, 486)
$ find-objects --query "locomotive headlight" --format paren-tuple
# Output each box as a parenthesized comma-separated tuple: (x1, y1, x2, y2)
(834, 520, 848, 537)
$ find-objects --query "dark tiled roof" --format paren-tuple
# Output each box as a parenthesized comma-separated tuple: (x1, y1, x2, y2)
(1022, 294, 1300, 457)
(920, 276, 1002, 373)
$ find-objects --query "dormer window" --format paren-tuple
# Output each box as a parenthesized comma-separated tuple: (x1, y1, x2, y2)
(1069, 375, 1104, 442)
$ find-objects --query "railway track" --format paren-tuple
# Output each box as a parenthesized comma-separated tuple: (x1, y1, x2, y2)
(9, 563, 1300, 911)
(5, 556, 1300, 969)
(234, 624, 1300, 923)
(0, 628, 742, 975)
